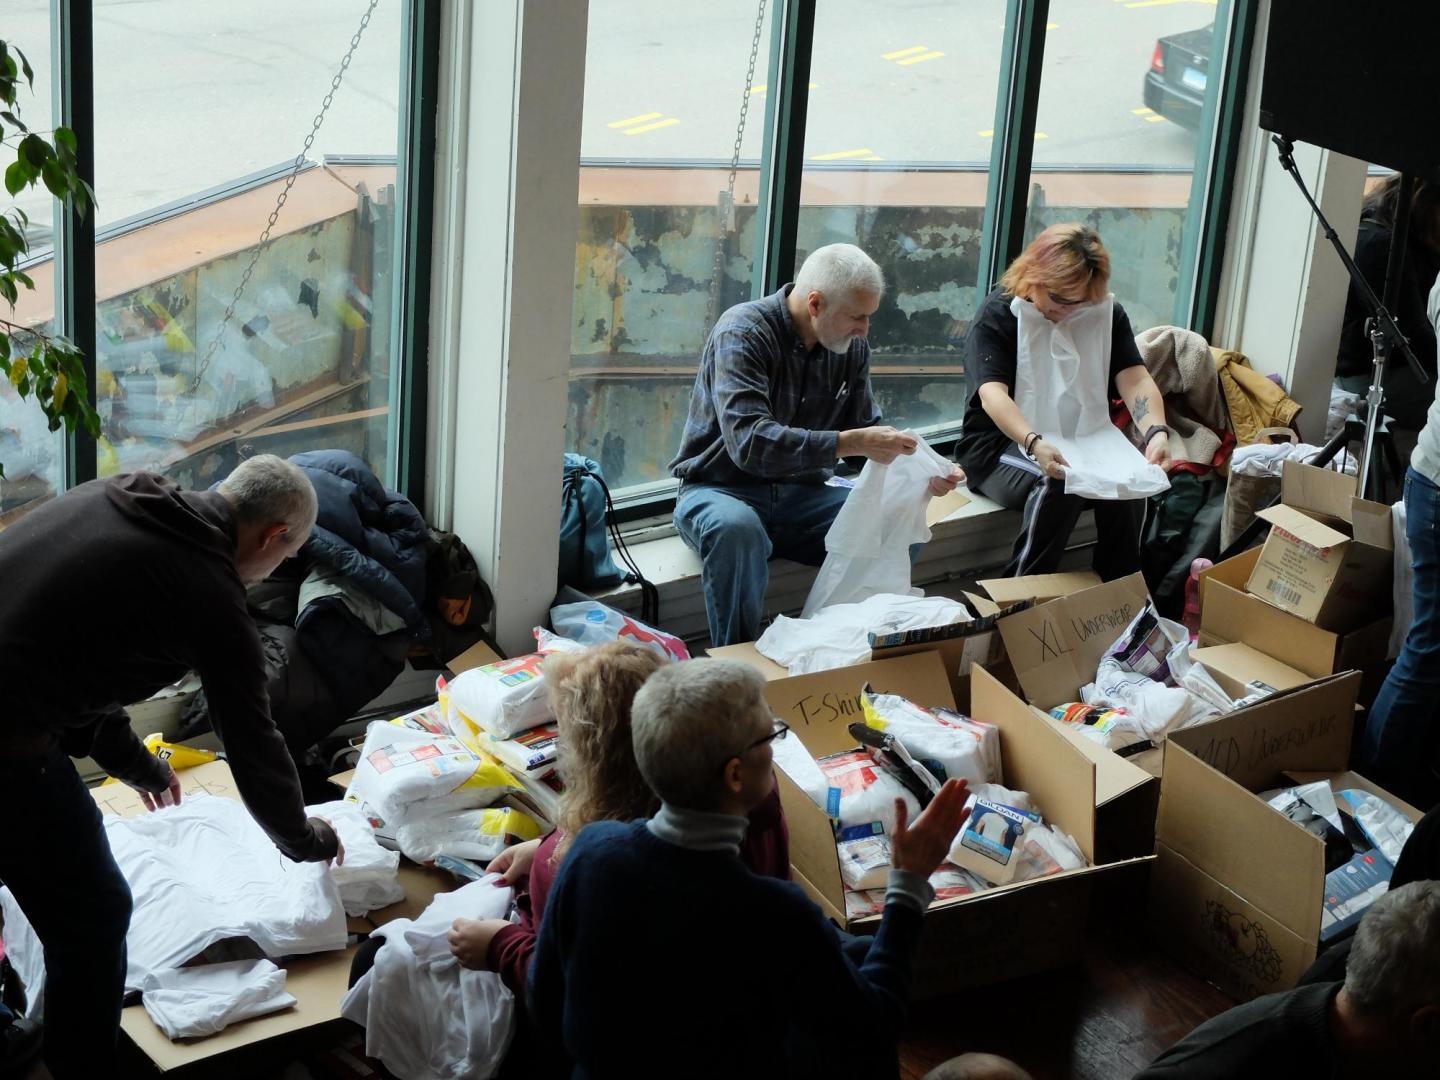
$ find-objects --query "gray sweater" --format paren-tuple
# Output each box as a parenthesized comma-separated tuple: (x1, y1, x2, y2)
(1411, 271, 1440, 485)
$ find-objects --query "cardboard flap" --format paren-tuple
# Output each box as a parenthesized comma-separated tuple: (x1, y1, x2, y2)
(1348, 499, 1394, 550)
(1199, 569, 1339, 678)
(1281, 460, 1356, 522)
(964, 591, 1002, 619)
(1190, 643, 1312, 696)
(972, 665, 1096, 863)
(708, 642, 792, 681)
(760, 651, 956, 758)
(1168, 672, 1359, 792)
(1041, 708, 1155, 804)
(999, 573, 1150, 708)
(926, 487, 971, 526)
(1158, 742, 1325, 941)
(447, 640, 504, 674)
(773, 765, 844, 910)
(978, 571, 1101, 606)
(1254, 504, 1350, 550)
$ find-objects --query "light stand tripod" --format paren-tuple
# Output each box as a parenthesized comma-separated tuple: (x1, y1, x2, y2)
(1270, 134, 1428, 501)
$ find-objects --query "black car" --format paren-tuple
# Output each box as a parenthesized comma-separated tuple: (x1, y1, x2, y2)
(1142, 25, 1214, 129)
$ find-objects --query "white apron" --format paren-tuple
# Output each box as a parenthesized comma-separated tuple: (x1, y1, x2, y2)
(1011, 295, 1169, 501)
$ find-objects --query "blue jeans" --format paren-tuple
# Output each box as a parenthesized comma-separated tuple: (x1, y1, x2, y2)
(0, 741, 133, 1078)
(674, 481, 850, 646)
(1360, 467, 1440, 803)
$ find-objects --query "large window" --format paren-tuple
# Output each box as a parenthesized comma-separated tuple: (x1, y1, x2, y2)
(2, 0, 430, 525)
(799, 1, 1006, 438)
(3, 4, 62, 521)
(566, 0, 775, 494)
(1023, 0, 1230, 330)
(569, 0, 1252, 509)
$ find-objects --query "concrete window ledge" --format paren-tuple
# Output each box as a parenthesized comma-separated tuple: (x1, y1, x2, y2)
(589, 491, 1099, 649)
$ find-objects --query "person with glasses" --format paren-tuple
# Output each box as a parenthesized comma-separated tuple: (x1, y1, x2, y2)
(955, 223, 1172, 579)
(531, 657, 972, 1078)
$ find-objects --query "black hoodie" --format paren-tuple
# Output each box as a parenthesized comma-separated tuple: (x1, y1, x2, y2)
(0, 472, 336, 863)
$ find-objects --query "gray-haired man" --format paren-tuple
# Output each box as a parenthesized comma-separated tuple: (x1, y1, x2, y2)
(531, 658, 971, 1078)
(671, 243, 964, 646)
(1138, 879, 1440, 1077)
(0, 455, 342, 1077)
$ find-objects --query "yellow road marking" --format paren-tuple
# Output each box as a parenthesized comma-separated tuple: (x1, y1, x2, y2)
(749, 84, 765, 95)
(897, 50, 945, 66)
(608, 112, 661, 128)
(624, 117, 680, 135)
(1144, 114, 1167, 122)
(1047, 22, 1058, 29)
(1034, 131, 1049, 139)
(1133, 107, 1154, 114)
(812, 147, 877, 160)
(883, 45, 928, 60)
(978, 129, 994, 137)
(863, 156, 883, 161)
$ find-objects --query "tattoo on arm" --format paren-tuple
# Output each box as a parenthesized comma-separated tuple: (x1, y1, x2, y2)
(1132, 395, 1150, 425)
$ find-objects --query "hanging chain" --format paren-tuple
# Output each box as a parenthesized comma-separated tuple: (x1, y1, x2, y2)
(191, 0, 381, 389)
(706, 0, 769, 333)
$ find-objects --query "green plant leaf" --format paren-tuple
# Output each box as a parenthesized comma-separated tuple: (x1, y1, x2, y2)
(18, 134, 52, 170)
(40, 158, 67, 200)
(0, 111, 25, 133)
(14, 47, 32, 88)
(54, 126, 76, 153)
(4, 159, 28, 197)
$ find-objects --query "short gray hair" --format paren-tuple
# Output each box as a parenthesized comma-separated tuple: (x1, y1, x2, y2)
(794, 243, 884, 306)
(630, 659, 771, 811)
(217, 454, 318, 530)
(1345, 880, 1440, 1017)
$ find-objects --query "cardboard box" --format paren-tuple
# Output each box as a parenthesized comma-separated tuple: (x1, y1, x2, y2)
(93, 761, 454, 1071)
(1201, 546, 1391, 705)
(1147, 672, 1422, 1002)
(993, 573, 1161, 859)
(1245, 461, 1392, 632)
(975, 570, 1102, 607)
(760, 650, 1140, 996)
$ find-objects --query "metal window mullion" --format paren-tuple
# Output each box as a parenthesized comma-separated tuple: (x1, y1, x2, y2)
(1187, 0, 1259, 340)
(752, 0, 815, 297)
(390, 0, 440, 507)
(978, 0, 1050, 294)
(54, 0, 97, 488)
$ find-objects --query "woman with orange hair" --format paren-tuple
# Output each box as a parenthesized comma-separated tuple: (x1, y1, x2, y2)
(955, 223, 1172, 578)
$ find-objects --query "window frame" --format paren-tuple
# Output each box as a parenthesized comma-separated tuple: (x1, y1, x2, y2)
(46, 0, 439, 507)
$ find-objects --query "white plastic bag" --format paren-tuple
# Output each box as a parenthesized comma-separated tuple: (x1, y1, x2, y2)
(1338, 789, 1416, 862)
(758, 593, 970, 674)
(347, 721, 521, 828)
(770, 732, 831, 808)
(860, 691, 1001, 786)
(816, 749, 921, 836)
(802, 435, 955, 617)
(307, 800, 405, 916)
(396, 805, 544, 865)
(1011, 295, 1169, 501)
(448, 653, 555, 740)
(549, 600, 690, 661)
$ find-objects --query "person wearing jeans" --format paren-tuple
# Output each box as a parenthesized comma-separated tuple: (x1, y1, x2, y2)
(671, 243, 962, 646)
(1360, 271, 1440, 807)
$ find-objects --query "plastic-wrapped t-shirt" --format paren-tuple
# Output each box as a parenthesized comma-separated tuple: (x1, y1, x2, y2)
(341, 877, 516, 1079)
(757, 593, 970, 675)
(307, 799, 405, 916)
(770, 733, 830, 810)
(860, 690, 1001, 786)
(395, 805, 544, 866)
(141, 959, 295, 1040)
(816, 750, 921, 837)
(1338, 789, 1416, 863)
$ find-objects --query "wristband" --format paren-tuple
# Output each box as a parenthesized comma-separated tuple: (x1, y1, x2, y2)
(1142, 425, 1168, 447)
(1023, 431, 1041, 458)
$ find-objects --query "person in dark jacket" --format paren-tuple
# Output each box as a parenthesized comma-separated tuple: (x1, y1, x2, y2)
(529, 657, 971, 1079)
(1136, 880, 1440, 1079)
(0, 454, 342, 1078)
(1334, 175, 1440, 459)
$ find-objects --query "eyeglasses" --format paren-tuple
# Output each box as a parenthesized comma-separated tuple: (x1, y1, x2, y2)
(1046, 290, 1088, 307)
(734, 720, 790, 760)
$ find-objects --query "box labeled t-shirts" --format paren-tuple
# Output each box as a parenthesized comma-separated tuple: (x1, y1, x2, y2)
(1245, 461, 1392, 632)
(756, 649, 1141, 997)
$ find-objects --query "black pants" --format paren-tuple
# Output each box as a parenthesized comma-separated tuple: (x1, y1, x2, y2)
(0, 742, 133, 1079)
(974, 455, 1146, 580)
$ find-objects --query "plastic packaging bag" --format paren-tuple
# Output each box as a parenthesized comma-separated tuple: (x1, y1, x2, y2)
(1337, 789, 1416, 863)
(1263, 781, 1353, 873)
(771, 731, 831, 809)
(838, 834, 891, 891)
(549, 600, 690, 661)
(948, 797, 1043, 885)
(347, 721, 522, 829)
(396, 805, 544, 865)
(1013, 825, 1087, 882)
(860, 690, 1001, 786)
(449, 653, 554, 740)
(816, 749, 921, 836)
(802, 435, 955, 617)
(307, 799, 405, 916)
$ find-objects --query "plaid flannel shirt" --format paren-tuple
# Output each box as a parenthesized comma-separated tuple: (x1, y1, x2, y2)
(669, 285, 882, 486)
